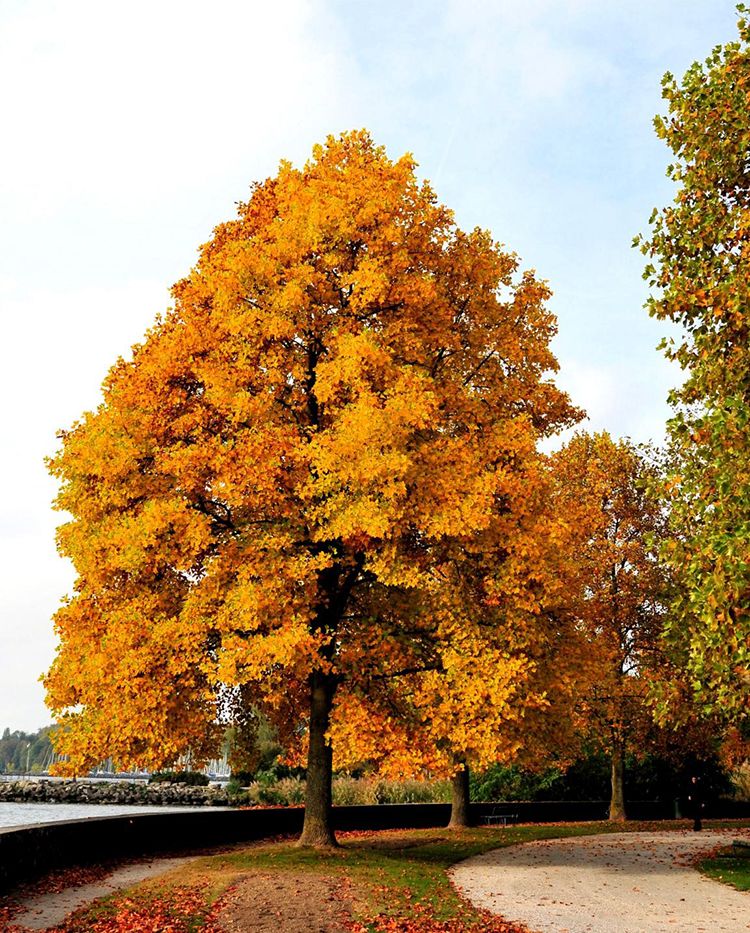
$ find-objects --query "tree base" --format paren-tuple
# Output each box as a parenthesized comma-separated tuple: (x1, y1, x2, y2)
(296, 836, 339, 849)
(296, 825, 339, 848)
(447, 819, 471, 831)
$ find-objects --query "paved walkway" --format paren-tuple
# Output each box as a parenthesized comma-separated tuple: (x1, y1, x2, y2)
(450, 829, 750, 933)
(9, 856, 196, 930)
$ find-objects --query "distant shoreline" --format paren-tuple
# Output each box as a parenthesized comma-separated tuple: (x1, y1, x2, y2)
(0, 778, 230, 808)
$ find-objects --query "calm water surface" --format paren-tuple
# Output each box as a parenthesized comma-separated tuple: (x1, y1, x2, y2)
(0, 802, 211, 829)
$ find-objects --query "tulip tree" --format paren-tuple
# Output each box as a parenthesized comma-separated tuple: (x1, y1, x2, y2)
(639, 7, 750, 721)
(550, 433, 669, 820)
(45, 131, 578, 846)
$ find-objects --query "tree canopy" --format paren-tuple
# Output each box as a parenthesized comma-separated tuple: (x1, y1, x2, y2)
(45, 131, 579, 844)
(640, 7, 750, 721)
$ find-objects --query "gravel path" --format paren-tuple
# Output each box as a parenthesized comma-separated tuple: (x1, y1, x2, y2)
(450, 829, 750, 933)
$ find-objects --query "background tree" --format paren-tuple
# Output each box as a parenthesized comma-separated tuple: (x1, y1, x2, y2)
(0, 726, 56, 774)
(45, 131, 578, 846)
(550, 432, 669, 820)
(328, 450, 591, 829)
(639, 6, 750, 722)
(222, 687, 284, 784)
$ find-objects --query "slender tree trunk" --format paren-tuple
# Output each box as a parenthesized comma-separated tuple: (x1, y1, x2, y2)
(298, 670, 337, 847)
(448, 762, 472, 829)
(609, 739, 626, 822)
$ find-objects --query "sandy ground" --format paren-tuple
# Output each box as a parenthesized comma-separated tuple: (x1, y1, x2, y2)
(451, 829, 750, 933)
(8, 856, 196, 930)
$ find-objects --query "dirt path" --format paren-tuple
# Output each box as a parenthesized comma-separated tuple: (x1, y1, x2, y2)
(451, 829, 750, 933)
(217, 871, 356, 932)
(7, 856, 196, 930)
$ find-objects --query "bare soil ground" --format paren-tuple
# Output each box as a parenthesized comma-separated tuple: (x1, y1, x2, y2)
(216, 870, 357, 932)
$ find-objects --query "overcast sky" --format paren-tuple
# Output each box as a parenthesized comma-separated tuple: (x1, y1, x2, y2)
(0, 0, 740, 732)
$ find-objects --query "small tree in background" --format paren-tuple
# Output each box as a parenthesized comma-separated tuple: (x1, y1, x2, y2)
(328, 452, 592, 828)
(550, 433, 669, 820)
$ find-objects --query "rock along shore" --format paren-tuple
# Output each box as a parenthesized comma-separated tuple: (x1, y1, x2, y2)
(0, 779, 230, 807)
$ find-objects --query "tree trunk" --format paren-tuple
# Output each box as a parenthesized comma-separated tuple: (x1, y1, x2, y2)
(609, 740, 626, 822)
(448, 763, 471, 829)
(298, 670, 337, 847)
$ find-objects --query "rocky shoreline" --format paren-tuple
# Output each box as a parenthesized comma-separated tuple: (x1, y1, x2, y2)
(0, 779, 230, 807)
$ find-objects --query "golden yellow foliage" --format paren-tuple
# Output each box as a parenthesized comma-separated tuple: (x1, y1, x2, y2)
(45, 131, 579, 841)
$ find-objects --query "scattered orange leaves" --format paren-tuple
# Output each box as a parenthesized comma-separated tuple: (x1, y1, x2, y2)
(54, 884, 224, 933)
(0, 902, 22, 931)
(346, 902, 529, 932)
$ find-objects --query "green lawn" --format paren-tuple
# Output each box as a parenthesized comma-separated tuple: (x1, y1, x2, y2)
(699, 841, 750, 892)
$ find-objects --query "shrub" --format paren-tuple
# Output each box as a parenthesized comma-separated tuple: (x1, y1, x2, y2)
(332, 776, 450, 806)
(224, 774, 448, 807)
(470, 765, 563, 802)
(268, 776, 306, 805)
(237, 776, 306, 806)
(148, 770, 210, 786)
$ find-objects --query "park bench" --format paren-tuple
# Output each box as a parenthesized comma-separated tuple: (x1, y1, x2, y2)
(481, 806, 519, 826)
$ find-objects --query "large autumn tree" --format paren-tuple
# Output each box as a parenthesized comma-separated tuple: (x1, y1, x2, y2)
(551, 433, 669, 820)
(640, 7, 750, 722)
(45, 131, 578, 846)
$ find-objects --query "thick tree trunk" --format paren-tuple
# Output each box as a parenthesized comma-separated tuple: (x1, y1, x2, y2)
(298, 670, 337, 847)
(448, 763, 472, 829)
(609, 740, 626, 822)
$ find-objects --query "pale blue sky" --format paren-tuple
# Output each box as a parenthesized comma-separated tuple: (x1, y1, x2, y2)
(0, 0, 740, 730)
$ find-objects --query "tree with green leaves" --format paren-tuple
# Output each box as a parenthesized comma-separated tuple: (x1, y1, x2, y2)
(639, 6, 750, 723)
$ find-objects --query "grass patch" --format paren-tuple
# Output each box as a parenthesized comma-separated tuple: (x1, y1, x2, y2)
(699, 841, 750, 892)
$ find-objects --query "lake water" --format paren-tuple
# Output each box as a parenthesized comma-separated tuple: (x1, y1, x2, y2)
(0, 802, 212, 830)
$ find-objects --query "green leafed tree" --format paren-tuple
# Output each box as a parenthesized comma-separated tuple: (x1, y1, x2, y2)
(640, 6, 750, 721)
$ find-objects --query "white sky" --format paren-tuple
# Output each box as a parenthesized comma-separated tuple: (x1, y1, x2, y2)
(0, 0, 739, 731)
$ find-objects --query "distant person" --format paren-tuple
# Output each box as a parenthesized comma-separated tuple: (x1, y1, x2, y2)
(687, 775, 703, 831)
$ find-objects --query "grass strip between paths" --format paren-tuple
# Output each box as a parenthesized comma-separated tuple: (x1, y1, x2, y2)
(698, 839, 750, 892)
